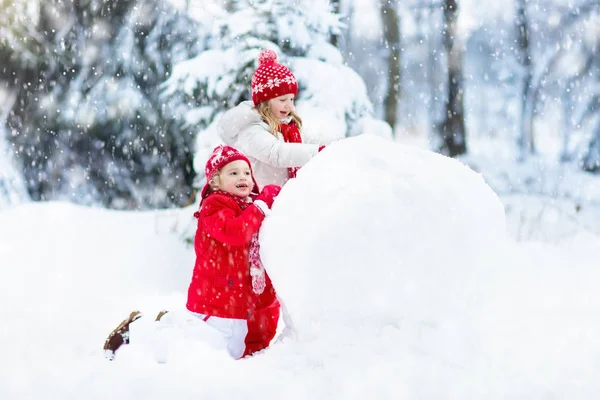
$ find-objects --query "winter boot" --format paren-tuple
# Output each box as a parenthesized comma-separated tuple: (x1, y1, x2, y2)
(103, 311, 143, 360)
(155, 310, 169, 321)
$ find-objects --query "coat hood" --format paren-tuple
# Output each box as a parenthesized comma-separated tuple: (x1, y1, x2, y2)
(218, 101, 264, 145)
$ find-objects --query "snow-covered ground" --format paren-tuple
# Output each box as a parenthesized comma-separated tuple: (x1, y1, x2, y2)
(1, 136, 599, 399)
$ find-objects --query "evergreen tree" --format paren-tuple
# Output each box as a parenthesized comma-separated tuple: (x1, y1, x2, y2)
(0, 124, 29, 210)
(1, 0, 204, 209)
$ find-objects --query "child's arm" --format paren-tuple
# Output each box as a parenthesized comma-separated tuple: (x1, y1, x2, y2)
(200, 195, 265, 247)
(241, 124, 320, 168)
(299, 128, 323, 145)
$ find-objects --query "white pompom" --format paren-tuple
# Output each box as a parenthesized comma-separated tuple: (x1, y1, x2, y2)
(258, 49, 278, 65)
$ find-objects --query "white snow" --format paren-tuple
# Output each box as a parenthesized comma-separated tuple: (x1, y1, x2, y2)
(262, 135, 506, 342)
(1, 135, 599, 399)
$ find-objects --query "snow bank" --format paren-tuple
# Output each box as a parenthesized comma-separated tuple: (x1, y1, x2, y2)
(1, 163, 600, 398)
(1, 130, 598, 399)
(261, 135, 506, 361)
(474, 238, 600, 399)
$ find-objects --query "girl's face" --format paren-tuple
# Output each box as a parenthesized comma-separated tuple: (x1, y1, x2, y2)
(269, 93, 295, 119)
(214, 160, 254, 197)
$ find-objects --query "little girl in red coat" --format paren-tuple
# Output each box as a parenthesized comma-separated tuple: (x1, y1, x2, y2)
(104, 145, 281, 361)
(186, 144, 281, 359)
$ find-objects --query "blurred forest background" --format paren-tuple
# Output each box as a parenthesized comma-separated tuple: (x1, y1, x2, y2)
(1, 0, 599, 215)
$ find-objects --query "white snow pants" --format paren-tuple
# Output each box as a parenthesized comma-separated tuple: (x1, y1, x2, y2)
(131, 309, 249, 362)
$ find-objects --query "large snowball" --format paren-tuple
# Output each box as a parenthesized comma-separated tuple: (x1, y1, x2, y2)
(260, 135, 506, 353)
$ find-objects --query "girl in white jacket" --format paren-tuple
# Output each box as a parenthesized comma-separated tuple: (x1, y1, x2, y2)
(218, 49, 325, 188)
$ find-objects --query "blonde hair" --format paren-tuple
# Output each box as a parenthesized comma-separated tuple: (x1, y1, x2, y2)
(256, 100, 303, 137)
(203, 174, 220, 196)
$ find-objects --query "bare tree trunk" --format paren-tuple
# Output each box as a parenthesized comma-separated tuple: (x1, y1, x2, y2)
(330, 0, 341, 47)
(581, 38, 600, 173)
(515, 0, 534, 159)
(439, 0, 467, 156)
(380, 0, 401, 134)
(425, 3, 438, 140)
(582, 116, 600, 173)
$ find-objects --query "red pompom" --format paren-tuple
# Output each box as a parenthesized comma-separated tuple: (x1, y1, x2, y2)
(258, 49, 278, 65)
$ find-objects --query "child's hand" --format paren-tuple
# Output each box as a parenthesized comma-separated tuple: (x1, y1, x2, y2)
(256, 184, 281, 208)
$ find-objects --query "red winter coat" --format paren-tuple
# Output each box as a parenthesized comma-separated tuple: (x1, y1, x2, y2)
(186, 192, 278, 320)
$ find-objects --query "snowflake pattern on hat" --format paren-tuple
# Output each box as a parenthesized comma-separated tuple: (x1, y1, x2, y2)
(251, 49, 298, 105)
(252, 76, 297, 94)
(206, 145, 238, 179)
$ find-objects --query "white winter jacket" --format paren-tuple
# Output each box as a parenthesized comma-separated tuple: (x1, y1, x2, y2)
(217, 101, 321, 188)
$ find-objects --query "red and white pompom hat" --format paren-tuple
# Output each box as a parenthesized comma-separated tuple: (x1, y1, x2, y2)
(251, 49, 298, 106)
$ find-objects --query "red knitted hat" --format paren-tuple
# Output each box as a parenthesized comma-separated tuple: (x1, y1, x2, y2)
(200, 145, 259, 199)
(251, 49, 298, 106)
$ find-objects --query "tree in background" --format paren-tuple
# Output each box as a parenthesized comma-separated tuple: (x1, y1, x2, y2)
(514, 1, 599, 173)
(379, 0, 401, 133)
(515, 0, 534, 159)
(1, 0, 203, 209)
(574, 13, 600, 173)
(0, 119, 29, 210)
(162, 0, 390, 184)
(329, 0, 342, 47)
(438, 0, 467, 157)
(0, 0, 37, 209)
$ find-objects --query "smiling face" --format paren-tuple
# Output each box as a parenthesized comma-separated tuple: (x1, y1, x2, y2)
(268, 93, 295, 119)
(213, 160, 254, 198)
